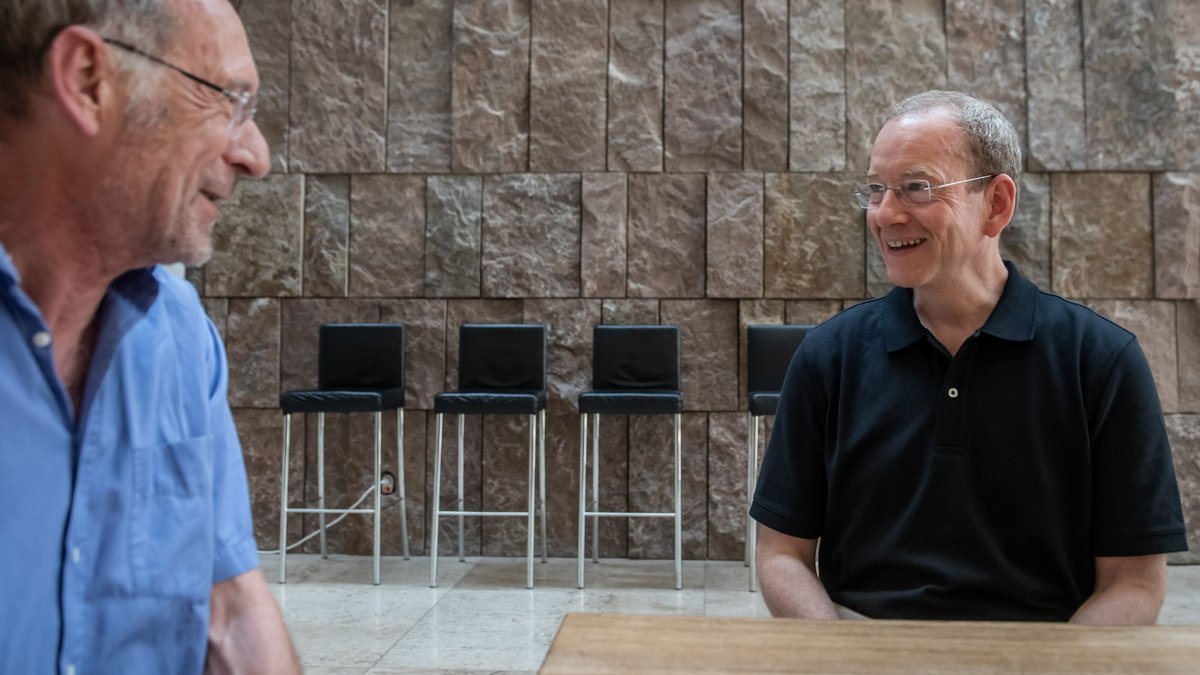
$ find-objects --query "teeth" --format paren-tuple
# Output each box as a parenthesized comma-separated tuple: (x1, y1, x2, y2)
(887, 239, 924, 249)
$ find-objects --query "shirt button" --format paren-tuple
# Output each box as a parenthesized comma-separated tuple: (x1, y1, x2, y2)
(67, 664, 76, 675)
(72, 547, 81, 564)
(32, 331, 52, 348)
(948, 387, 959, 399)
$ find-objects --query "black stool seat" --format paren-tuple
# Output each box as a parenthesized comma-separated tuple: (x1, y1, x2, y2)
(578, 390, 682, 415)
(280, 388, 405, 415)
(747, 391, 781, 417)
(433, 389, 547, 415)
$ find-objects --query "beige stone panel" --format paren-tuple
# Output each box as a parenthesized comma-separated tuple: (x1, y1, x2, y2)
(581, 173, 629, 298)
(186, 266, 205, 297)
(865, 231, 889, 299)
(425, 176, 483, 298)
(627, 174, 706, 298)
(529, 0, 608, 171)
(208, 174, 304, 297)
(789, 0, 845, 172)
(278, 299, 381, 394)
(844, 0, 945, 171)
(388, 0, 453, 173)
(1165, 414, 1200, 564)
(1024, 0, 1086, 170)
(524, 299, 604, 408)
(707, 173, 764, 298)
(785, 300, 842, 325)
(237, 0, 290, 173)
(226, 298, 280, 408)
(602, 299, 660, 325)
(1180, 301, 1200, 413)
(662, 300, 739, 412)
(482, 174, 582, 298)
(451, 0, 531, 172)
(738, 300, 785, 411)
(288, 0, 387, 172)
(1002, 173, 1052, 290)
(348, 176, 425, 298)
(764, 173, 864, 298)
(1051, 174, 1153, 298)
(663, 0, 742, 171)
(607, 0, 665, 171)
(202, 298, 228, 342)
(946, 0, 1026, 157)
(743, 0, 788, 171)
(237, 408, 303, 551)
(444, 300, 525, 390)
(1170, 0, 1200, 171)
(1090, 300, 1179, 414)
(303, 175, 349, 297)
(379, 299, 448, 410)
(1154, 174, 1200, 299)
(707, 412, 749, 560)
(627, 413, 708, 560)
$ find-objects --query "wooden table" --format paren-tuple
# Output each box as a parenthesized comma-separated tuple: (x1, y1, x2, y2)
(539, 612, 1200, 674)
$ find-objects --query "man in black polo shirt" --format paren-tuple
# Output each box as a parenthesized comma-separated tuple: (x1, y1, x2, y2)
(751, 90, 1187, 623)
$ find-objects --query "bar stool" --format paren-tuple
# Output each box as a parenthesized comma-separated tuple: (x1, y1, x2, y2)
(278, 323, 409, 585)
(430, 323, 547, 588)
(745, 323, 811, 591)
(577, 324, 683, 589)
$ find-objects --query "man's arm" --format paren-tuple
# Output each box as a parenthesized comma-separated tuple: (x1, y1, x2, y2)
(206, 569, 301, 674)
(1070, 554, 1167, 625)
(756, 525, 839, 619)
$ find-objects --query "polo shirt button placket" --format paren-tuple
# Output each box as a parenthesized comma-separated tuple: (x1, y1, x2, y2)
(948, 387, 959, 398)
(32, 330, 51, 349)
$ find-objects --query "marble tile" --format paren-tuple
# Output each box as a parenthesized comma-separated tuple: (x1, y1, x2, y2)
(350, 176, 426, 298)
(706, 173, 764, 298)
(764, 173, 864, 298)
(1025, 0, 1086, 170)
(202, 297, 228, 341)
(607, 0, 665, 171)
(237, 0, 290, 173)
(1001, 173, 1052, 291)
(743, 0, 788, 171)
(785, 300, 842, 325)
(425, 176, 483, 298)
(1052, 173, 1153, 299)
(581, 173, 628, 298)
(788, 0, 845, 171)
(388, 0, 454, 173)
(226, 298, 281, 408)
(304, 175, 350, 298)
(661, 300, 739, 412)
(207, 174, 304, 297)
(946, 0, 1026, 157)
(481, 174, 581, 298)
(601, 299, 659, 325)
(1154, 173, 1200, 299)
(627, 173, 706, 298)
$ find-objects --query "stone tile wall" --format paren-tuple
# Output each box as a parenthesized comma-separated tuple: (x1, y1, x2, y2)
(214, 0, 1200, 563)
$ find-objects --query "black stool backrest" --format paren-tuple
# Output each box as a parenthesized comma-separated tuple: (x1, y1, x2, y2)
(746, 324, 811, 393)
(592, 325, 680, 390)
(457, 323, 547, 390)
(318, 323, 405, 390)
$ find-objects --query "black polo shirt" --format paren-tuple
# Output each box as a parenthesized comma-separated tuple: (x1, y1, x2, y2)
(751, 262, 1187, 621)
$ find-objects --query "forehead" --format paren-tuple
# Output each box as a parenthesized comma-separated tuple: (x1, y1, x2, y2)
(867, 109, 969, 179)
(168, 0, 257, 85)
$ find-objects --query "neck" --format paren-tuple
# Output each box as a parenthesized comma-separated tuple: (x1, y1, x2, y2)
(912, 257, 1009, 356)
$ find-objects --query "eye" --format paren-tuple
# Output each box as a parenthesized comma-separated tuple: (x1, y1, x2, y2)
(866, 183, 886, 194)
(902, 181, 931, 193)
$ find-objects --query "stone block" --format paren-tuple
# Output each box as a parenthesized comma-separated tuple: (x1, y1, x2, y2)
(946, 0, 1026, 157)
(1165, 414, 1200, 564)
(482, 174, 581, 298)
(529, 0, 608, 171)
(1180, 301, 1200, 413)
(1090, 300, 1178, 414)
(602, 299, 659, 325)
(707, 412, 749, 560)
(278, 299, 381, 394)
(427, 411, 485, 556)
(524, 299, 603, 407)
(584, 413, 631, 558)
(865, 233, 889, 298)
(785, 300, 842, 325)
(237, 408, 302, 550)
(480, 414, 538, 556)
(425, 176, 483, 298)
(707, 173, 764, 298)
(303, 175, 349, 297)
(663, 0, 741, 171)
(628, 174, 706, 297)
(738, 300, 785, 410)
(581, 173, 628, 298)
(607, 0, 664, 171)
(289, 0, 387, 172)
(379, 299, 448, 410)
(628, 413, 708, 560)
(207, 174, 303, 297)
(764, 173, 864, 298)
(1001, 173, 1052, 290)
(444, 300, 525, 389)
(789, 0, 845, 171)
(202, 298, 228, 341)
(237, 0, 290, 173)
(662, 300, 739, 412)
(1051, 174, 1153, 298)
(844, 0, 945, 171)
(388, 0, 454, 172)
(226, 298, 280, 408)
(186, 266, 205, 297)
(348, 175, 425, 298)
(1154, 173, 1200, 299)
(451, 0, 531, 172)
(1025, 0, 1086, 170)
(743, 0, 788, 171)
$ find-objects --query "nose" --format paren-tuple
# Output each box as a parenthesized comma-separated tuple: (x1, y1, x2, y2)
(871, 186, 909, 226)
(225, 119, 270, 178)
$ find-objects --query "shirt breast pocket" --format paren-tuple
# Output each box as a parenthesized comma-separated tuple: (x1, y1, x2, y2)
(130, 436, 214, 599)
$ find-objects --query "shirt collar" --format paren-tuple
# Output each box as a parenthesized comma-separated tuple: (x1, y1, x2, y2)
(0, 240, 160, 314)
(881, 260, 1038, 353)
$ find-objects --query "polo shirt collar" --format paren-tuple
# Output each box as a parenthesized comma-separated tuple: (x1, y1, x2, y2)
(880, 260, 1038, 353)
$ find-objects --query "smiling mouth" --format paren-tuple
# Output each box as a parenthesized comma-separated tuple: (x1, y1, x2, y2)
(887, 238, 926, 250)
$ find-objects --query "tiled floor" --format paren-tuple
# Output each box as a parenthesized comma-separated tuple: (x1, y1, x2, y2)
(262, 554, 1200, 675)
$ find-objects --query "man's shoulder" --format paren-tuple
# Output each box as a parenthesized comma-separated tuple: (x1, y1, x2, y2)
(1031, 287, 1136, 348)
(803, 297, 887, 345)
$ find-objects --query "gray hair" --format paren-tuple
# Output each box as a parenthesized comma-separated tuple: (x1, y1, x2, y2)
(0, 0, 178, 122)
(883, 90, 1023, 193)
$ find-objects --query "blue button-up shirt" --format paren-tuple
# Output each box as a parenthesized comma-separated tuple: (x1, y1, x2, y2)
(0, 244, 258, 674)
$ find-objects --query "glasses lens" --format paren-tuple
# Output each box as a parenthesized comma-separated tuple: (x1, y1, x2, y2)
(901, 180, 933, 205)
(226, 89, 255, 135)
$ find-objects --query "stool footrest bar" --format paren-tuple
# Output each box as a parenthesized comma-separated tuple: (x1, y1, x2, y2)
(286, 507, 375, 515)
(436, 510, 532, 518)
(584, 511, 676, 518)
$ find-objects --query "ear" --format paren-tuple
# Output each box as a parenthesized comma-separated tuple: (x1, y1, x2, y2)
(982, 173, 1018, 239)
(43, 26, 120, 137)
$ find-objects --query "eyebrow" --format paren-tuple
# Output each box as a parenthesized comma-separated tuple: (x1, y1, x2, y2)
(864, 167, 937, 182)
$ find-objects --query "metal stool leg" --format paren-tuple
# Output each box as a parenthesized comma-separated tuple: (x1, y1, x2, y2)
(526, 413, 536, 589)
(745, 412, 754, 569)
(539, 409, 548, 563)
(577, 413, 588, 589)
(591, 413, 600, 564)
(430, 413, 444, 588)
(317, 412, 327, 559)
(748, 414, 759, 592)
(457, 413, 466, 562)
(279, 414, 291, 584)
(397, 408, 410, 560)
(373, 411, 382, 585)
(674, 413, 682, 591)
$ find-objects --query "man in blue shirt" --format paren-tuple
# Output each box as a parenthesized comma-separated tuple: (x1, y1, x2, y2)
(0, 0, 298, 672)
(752, 91, 1187, 623)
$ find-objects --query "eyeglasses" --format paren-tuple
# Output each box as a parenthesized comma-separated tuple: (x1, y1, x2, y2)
(102, 37, 256, 136)
(852, 175, 993, 209)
